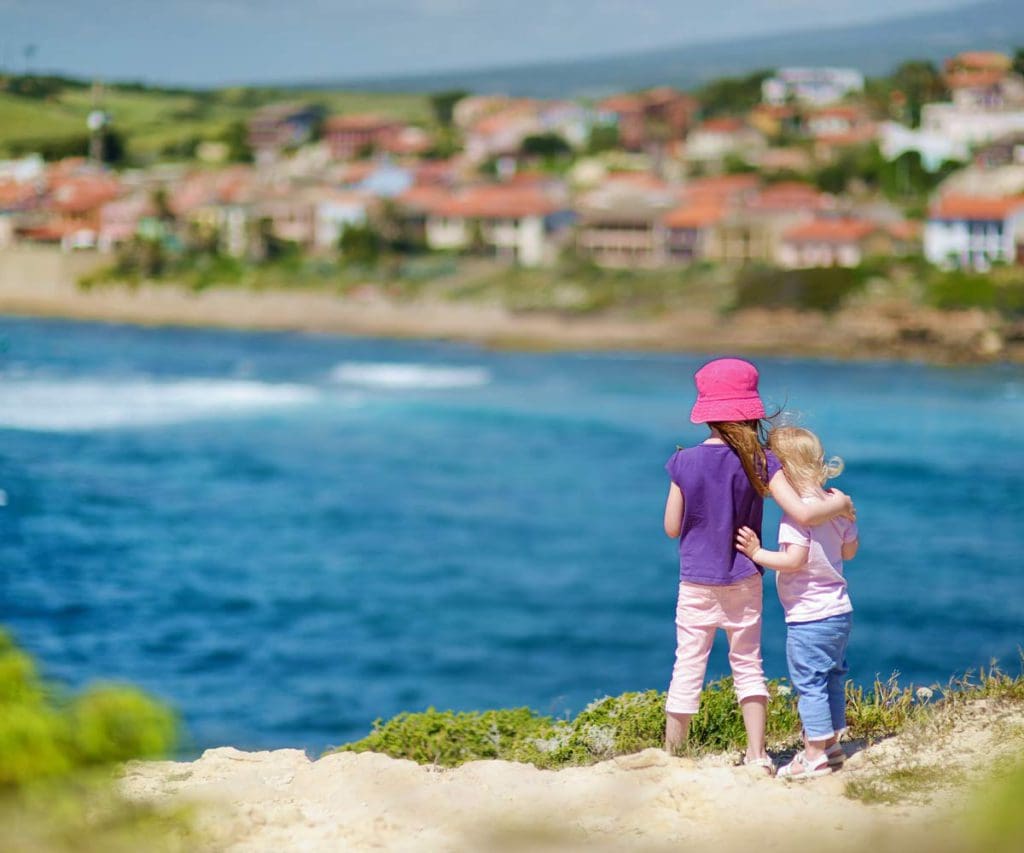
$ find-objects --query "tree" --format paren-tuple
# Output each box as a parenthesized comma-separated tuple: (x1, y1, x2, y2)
(586, 123, 619, 154)
(430, 89, 469, 127)
(220, 120, 252, 163)
(339, 222, 381, 266)
(101, 128, 128, 165)
(520, 132, 571, 159)
(697, 69, 773, 117)
(1013, 48, 1024, 78)
(888, 60, 946, 127)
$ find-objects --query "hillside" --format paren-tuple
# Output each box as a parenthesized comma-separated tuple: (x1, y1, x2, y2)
(0, 85, 430, 161)
(329, 0, 1024, 97)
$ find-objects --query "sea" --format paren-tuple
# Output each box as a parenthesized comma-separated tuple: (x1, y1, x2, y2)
(1, 316, 1021, 756)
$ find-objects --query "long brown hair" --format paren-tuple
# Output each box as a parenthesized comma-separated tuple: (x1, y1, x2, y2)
(710, 419, 771, 497)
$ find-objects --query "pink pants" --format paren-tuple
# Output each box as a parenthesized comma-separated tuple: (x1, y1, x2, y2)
(665, 573, 769, 714)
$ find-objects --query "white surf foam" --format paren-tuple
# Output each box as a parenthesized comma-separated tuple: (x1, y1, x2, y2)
(0, 378, 319, 432)
(330, 362, 491, 390)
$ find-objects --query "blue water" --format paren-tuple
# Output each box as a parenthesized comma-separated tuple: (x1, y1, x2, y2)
(0, 317, 1022, 756)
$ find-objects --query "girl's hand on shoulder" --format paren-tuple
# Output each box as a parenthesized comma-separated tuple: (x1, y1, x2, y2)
(735, 526, 761, 560)
(828, 488, 857, 521)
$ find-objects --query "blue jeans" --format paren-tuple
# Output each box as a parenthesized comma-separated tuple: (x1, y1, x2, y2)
(786, 612, 852, 740)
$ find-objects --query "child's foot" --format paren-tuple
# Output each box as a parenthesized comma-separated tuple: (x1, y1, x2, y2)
(741, 753, 776, 776)
(776, 750, 832, 780)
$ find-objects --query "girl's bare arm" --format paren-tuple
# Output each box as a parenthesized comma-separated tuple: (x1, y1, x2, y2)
(769, 470, 854, 526)
(664, 483, 684, 538)
(735, 526, 809, 572)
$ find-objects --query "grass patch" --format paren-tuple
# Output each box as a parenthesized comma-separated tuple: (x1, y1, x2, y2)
(844, 763, 951, 805)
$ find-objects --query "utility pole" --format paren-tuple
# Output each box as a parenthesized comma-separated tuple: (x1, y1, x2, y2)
(87, 79, 108, 164)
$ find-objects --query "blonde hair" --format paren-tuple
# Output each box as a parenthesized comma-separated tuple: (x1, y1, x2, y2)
(710, 419, 771, 497)
(768, 426, 844, 494)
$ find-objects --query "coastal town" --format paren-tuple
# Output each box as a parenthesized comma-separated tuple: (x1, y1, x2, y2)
(1, 50, 1024, 287)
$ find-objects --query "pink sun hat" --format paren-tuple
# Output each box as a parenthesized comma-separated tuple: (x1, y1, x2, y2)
(689, 357, 766, 424)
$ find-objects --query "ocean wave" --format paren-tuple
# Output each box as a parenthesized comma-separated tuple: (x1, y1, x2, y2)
(330, 362, 491, 390)
(0, 378, 319, 431)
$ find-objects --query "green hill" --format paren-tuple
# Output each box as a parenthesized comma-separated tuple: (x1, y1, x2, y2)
(0, 79, 431, 162)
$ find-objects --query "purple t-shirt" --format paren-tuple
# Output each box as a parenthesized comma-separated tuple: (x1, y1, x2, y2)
(665, 443, 782, 586)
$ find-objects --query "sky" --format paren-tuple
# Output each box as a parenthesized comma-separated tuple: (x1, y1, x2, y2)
(0, 0, 969, 87)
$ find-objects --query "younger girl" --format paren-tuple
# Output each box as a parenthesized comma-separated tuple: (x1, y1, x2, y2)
(735, 426, 859, 779)
(663, 359, 853, 771)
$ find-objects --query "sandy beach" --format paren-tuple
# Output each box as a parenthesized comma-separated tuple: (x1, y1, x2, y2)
(0, 248, 1017, 364)
(120, 700, 1022, 852)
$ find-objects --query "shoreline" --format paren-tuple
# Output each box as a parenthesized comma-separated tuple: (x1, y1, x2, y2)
(1, 248, 1020, 365)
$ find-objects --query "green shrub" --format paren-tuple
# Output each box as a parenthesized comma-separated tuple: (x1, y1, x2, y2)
(335, 666, 1024, 771)
(0, 628, 188, 849)
(335, 678, 806, 768)
(337, 706, 557, 767)
(925, 268, 1024, 316)
(69, 686, 177, 767)
(731, 264, 869, 313)
(0, 629, 177, 788)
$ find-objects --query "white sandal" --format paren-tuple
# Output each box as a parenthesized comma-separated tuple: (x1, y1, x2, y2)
(825, 742, 845, 768)
(741, 754, 776, 776)
(777, 750, 832, 780)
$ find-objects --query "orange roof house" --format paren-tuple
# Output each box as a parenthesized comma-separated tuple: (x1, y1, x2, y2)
(324, 114, 404, 161)
(924, 193, 1024, 269)
(779, 217, 891, 268)
(597, 88, 699, 151)
(662, 203, 726, 230)
(428, 185, 563, 220)
(930, 194, 1024, 221)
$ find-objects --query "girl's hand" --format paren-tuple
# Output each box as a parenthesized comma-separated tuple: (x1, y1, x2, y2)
(828, 488, 857, 521)
(735, 526, 761, 560)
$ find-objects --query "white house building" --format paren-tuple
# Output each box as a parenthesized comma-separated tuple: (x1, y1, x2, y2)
(924, 195, 1024, 270)
(762, 68, 864, 106)
(420, 184, 571, 267)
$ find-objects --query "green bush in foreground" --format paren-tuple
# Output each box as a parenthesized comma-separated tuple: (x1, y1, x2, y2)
(0, 630, 176, 787)
(335, 666, 1024, 770)
(0, 629, 192, 852)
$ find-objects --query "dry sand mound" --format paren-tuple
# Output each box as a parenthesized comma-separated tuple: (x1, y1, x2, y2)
(121, 702, 1023, 852)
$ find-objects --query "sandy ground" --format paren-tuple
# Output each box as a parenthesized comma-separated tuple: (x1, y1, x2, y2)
(0, 247, 1017, 363)
(120, 702, 1023, 852)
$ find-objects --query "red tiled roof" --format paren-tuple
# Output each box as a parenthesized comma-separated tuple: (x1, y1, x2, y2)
(931, 194, 1024, 221)
(697, 117, 745, 133)
(396, 185, 451, 211)
(944, 69, 1006, 90)
(427, 185, 562, 219)
(947, 51, 1012, 72)
(598, 94, 646, 114)
(604, 171, 670, 190)
(0, 180, 39, 209)
(413, 159, 457, 185)
(886, 220, 921, 241)
(47, 176, 121, 214)
(683, 173, 759, 201)
(749, 182, 831, 212)
(339, 161, 378, 184)
(662, 203, 726, 229)
(783, 218, 880, 244)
